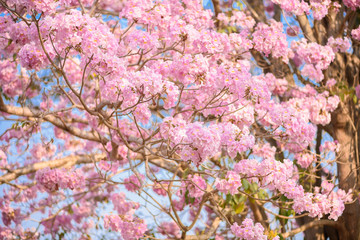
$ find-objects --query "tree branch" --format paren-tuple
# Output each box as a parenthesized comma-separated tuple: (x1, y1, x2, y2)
(280, 220, 347, 239)
(0, 154, 106, 184)
(0, 95, 106, 143)
(297, 15, 317, 42)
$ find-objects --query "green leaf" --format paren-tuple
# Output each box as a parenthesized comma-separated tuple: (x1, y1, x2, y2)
(258, 189, 268, 199)
(233, 194, 246, 205)
(234, 202, 245, 214)
(249, 182, 258, 192)
(68, 206, 74, 214)
(183, 168, 190, 178)
(242, 179, 250, 191)
(339, 92, 345, 101)
(58, 232, 65, 240)
(225, 194, 232, 205)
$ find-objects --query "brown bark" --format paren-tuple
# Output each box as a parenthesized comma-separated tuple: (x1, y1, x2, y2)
(245, 1, 360, 238)
(329, 103, 360, 240)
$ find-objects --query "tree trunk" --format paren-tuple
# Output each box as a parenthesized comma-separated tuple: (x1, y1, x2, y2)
(330, 104, 360, 240)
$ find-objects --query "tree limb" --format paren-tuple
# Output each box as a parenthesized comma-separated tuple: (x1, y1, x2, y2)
(281, 220, 347, 239)
(0, 154, 106, 184)
(0, 95, 106, 143)
(297, 15, 317, 42)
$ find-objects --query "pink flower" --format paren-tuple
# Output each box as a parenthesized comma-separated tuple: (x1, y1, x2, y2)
(344, 0, 360, 10)
(310, 0, 331, 20)
(215, 171, 242, 195)
(35, 167, 85, 192)
(253, 20, 292, 63)
(286, 26, 300, 37)
(356, 85, 360, 99)
(124, 174, 145, 192)
(295, 153, 315, 168)
(231, 219, 267, 240)
(104, 215, 147, 240)
(153, 182, 169, 196)
(327, 37, 351, 52)
(187, 175, 206, 198)
(158, 222, 181, 238)
(110, 192, 140, 216)
(18, 43, 48, 70)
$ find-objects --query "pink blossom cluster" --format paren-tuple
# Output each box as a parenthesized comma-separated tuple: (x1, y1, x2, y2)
(266, 73, 288, 96)
(157, 221, 181, 238)
(327, 37, 351, 53)
(292, 39, 335, 82)
(326, 78, 337, 88)
(221, 103, 255, 128)
(229, 31, 253, 52)
(31, 9, 121, 74)
(0, 150, 7, 171)
(164, 53, 209, 86)
(218, 122, 255, 158)
(184, 175, 207, 198)
(285, 93, 340, 125)
(160, 118, 256, 165)
(293, 181, 353, 220)
(152, 182, 169, 196)
(253, 20, 292, 63)
(217, 11, 255, 29)
(0, 60, 30, 97)
(105, 192, 147, 239)
(71, 201, 92, 224)
(101, 66, 176, 114)
(234, 157, 352, 220)
(18, 43, 49, 70)
(309, 0, 340, 20)
(179, 122, 221, 165)
(257, 100, 317, 152)
(215, 171, 242, 195)
(301, 64, 324, 83)
(343, 0, 360, 10)
(41, 214, 73, 234)
(30, 144, 56, 162)
(289, 84, 317, 98)
(35, 167, 85, 192)
(352, 27, 360, 41)
(98, 160, 120, 172)
(1, 202, 21, 227)
(6, 0, 93, 15)
(124, 174, 145, 192)
(252, 143, 277, 160)
(110, 193, 140, 216)
(192, 30, 231, 54)
(286, 26, 300, 37)
(0, 225, 39, 240)
(104, 215, 147, 240)
(231, 219, 271, 240)
(234, 158, 294, 191)
(119, 0, 214, 38)
(320, 141, 340, 153)
(295, 152, 316, 168)
(271, 0, 340, 18)
(125, 30, 160, 52)
(270, 0, 310, 16)
(231, 11, 256, 29)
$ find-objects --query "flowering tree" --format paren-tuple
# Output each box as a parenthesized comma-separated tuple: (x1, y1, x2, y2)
(1, 0, 360, 239)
